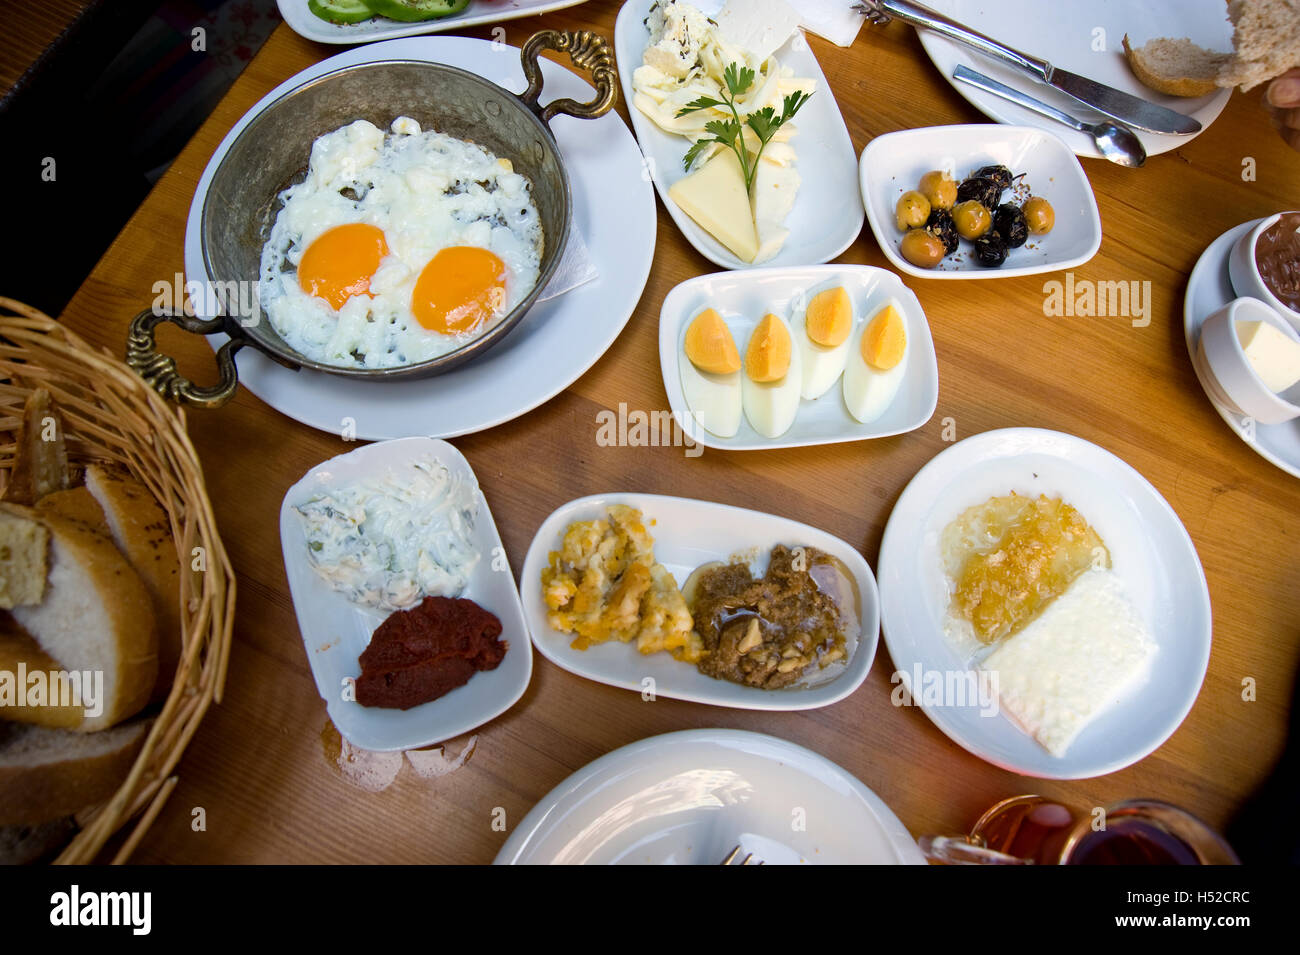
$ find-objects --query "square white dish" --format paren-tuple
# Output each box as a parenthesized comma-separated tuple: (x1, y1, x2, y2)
(613, 0, 863, 269)
(860, 124, 1102, 280)
(659, 264, 938, 450)
(279, 436, 531, 751)
(278, 0, 591, 44)
(520, 493, 880, 711)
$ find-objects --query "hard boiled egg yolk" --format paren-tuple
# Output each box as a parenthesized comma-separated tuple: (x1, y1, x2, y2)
(412, 246, 508, 334)
(745, 314, 792, 383)
(684, 308, 741, 374)
(298, 223, 389, 310)
(806, 287, 852, 347)
(863, 304, 907, 370)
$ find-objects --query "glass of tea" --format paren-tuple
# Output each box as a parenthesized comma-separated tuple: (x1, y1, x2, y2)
(919, 795, 1240, 865)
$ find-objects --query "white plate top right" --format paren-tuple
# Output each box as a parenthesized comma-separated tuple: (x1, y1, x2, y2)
(914, 0, 1233, 158)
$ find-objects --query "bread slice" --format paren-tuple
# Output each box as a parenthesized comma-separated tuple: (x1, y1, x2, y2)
(2, 503, 157, 731)
(0, 509, 47, 608)
(0, 817, 77, 865)
(0, 612, 82, 729)
(83, 466, 182, 701)
(0, 388, 70, 506)
(1123, 34, 1227, 97)
(1220, 0, 1300, 90)
(36, 486, 112, 536)
(0, 719, 150, 826)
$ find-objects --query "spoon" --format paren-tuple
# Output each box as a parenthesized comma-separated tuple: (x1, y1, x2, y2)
(953, 65, 1147, 167)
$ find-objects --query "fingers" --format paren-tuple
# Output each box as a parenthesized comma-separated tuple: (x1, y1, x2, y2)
(1271, 107, 1300, 132)
(1266, 70, 1300, 109)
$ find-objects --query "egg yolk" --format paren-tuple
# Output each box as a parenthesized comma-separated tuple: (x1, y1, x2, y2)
(298, 223, 389, 310)
(412, 246, 508, 334)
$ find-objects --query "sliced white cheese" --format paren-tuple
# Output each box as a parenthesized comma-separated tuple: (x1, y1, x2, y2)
(752, 158, 800, 263)
(669, 149, 759, 263)
(716, 0, 804, 62)
(1235, 319, 1300, 393)
(979, 568, 1156, 758)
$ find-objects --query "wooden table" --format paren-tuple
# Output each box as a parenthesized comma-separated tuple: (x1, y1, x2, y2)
(53, 2, 1300, 863)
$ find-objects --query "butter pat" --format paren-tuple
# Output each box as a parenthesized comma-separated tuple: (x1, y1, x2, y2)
(979, 569, 1155, 758)
(1235, 319, 1300, 393)
(669, 149, 759, 262)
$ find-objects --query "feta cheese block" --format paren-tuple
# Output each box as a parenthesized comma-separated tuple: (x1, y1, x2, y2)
(644, 0, 713, 78)
(716, 0, 804, 62)
(979, 568, 1156, 757)
(668, 149, 760, 263)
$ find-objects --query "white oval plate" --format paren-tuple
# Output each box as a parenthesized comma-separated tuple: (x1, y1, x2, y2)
(280, 437, 532, 751)
(1185, 218, 1300, 480)
(659, 264, 938, 449)
(520, 493, 880, 710)
(860, 125, 1101, 280)
(494, 728, 926, 864)
(278, 0, 591, 45)
(915, 0, 1232, 159)
(877, 428, 1211, 779)
(613, 0, 863, 270)
(184, 36, 655, 441)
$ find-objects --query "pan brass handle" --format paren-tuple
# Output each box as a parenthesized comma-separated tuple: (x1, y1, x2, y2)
(519, 30, 618, 125)
(126, 308, 243, 408)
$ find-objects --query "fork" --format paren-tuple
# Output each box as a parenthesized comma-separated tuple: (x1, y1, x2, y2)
(720, 845, 765, 865)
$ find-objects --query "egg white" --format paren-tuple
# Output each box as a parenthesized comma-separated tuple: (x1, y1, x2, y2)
(791, 296, 853, 400)
(742, 314, 803, 439)
(843, 298, 908, 424)
(258, 117, 543, 370)
(679, 348, 742, 438)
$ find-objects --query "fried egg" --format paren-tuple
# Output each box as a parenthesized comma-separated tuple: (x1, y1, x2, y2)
(258, 117, 543, 370)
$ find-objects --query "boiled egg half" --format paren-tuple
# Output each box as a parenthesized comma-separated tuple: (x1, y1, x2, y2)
(794, 285, 854, 400)
(742, 313, 802, 438)
(679, 308, 743, 437)
(843, 299, 908, 423)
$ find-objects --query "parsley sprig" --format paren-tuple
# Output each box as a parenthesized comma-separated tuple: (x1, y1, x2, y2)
(678, 63, 812, 193)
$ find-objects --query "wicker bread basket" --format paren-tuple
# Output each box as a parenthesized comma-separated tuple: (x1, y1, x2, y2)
(0, 298, 235, 863)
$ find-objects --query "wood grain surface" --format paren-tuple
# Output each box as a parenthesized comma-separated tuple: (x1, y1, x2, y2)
(43, 1, 1300, 863)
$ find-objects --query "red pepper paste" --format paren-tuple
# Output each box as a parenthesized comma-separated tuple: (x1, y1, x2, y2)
(355, 596, 506, 709)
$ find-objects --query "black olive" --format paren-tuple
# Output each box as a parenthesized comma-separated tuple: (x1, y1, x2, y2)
(971, 164, 1015, 192)
(925, 208, 959, 255)
(956, 176, 1002, 211)
(973, 232, 1009, 267)
(993, 203, 1029, 248)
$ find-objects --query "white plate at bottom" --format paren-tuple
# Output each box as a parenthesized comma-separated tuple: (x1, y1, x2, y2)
(493, 729, 926, 864)
(1185, 219, 1300, 480)
(877, 428, 1211, 779)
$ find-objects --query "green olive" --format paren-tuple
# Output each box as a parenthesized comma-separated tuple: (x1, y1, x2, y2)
(918, 170, 957, 211)
(1023, 196, 1055, 234)
(952, 199, 991, 240)
(895, 190, 932, 231)
(900, 228, 947, 268)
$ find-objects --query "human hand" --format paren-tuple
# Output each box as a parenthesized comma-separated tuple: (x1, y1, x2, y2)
(1265, 68, 1300, 151)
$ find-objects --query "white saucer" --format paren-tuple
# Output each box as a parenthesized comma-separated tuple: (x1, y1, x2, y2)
(183, 36, 655, 441)
(916, 0, 1231, 160)
(493, 729, 925, 864)
(1185, 219, 1300, 480)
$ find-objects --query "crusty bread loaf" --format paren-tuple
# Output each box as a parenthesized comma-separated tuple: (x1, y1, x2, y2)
(0, 719, 150, 826)
(0, 612, 82, 729)
(1124, 0, 1300, 95)
(1123, 34, 1227, 97)
(84, 466, 182, 701)
(2, 503, 157, 731)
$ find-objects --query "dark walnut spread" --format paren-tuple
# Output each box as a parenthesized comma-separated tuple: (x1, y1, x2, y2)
(684, 545, 858, 690)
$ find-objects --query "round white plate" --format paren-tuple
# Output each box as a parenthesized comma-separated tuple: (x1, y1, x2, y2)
(1185, 219, 1300, 480)
(494, 729, 925, 864)
(659, 265, 938, 449)
(520, 493, 880, 711)
(915, 0, 1232, 159)
(184, 36, 655, 441)
(877, 428, 1211, 780)
(613, 0, 863, 269)
(859, 124, 1101, 280)
(278, 0, 591, 45)
(279, 437, 532, 751)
